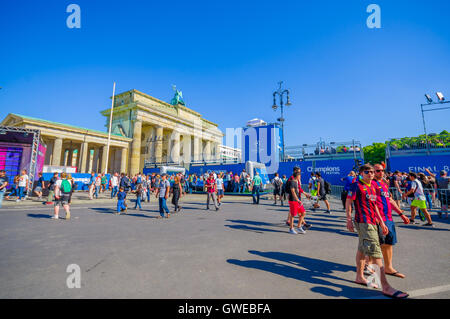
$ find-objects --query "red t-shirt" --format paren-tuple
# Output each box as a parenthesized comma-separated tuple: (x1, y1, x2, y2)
(347, 180, 378, 225)
(206, 179, 216, 193)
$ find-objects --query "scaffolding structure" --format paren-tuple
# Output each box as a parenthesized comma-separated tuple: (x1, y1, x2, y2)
(0, 126, 41, 197)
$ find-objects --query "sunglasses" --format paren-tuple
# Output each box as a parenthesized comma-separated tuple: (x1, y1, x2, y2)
(363, 170, 375, 175)
(375, 169, 385, 173)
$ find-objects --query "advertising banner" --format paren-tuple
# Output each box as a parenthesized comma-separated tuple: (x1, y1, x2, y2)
(388, 154, 450, 175)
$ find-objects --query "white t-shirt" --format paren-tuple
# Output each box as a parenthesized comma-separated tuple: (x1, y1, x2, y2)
(216, 178, 224, 190)
(411, 180, 426, 201)
(159, 180, 170, 198)
(18, 174, 29, 187)
(111, 176, 119, 187)
(55, 179, 63, 197)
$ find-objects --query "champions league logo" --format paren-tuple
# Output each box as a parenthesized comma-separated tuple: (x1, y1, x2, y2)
(307, 166, 341, 174)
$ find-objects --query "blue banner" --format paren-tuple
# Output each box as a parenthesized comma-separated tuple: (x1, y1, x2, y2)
(388, 154, 450, 175)
(42, 173, 110, 191)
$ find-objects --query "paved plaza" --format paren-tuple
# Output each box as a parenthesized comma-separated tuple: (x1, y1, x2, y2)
(0, 193, 449, 299)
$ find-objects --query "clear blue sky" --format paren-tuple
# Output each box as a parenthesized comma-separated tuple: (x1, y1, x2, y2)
(1, 0, 449, 147)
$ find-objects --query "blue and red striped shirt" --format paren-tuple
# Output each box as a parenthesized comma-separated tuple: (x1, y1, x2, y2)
(372, 179, 393, 222)
(347, 179, 378, 225)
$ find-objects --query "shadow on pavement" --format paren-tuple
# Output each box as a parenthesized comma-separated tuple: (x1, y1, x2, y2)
(225, 219, 356, 237)
(224, 224, 286, 234)
(227, 250, 381, 299)
(27, 213, 52, 219)
(397, 224, 449, 232)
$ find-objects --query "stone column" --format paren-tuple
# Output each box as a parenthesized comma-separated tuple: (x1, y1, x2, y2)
(193, 137, 200, 161)
(88, 149, 94, 173)
(183, 134, 191, 163)
(171, 130, 180, 163)
(80, 142, 88, 173)
(51, 138, 63, 166)
(120, 148, 128, 174)
(204, 140, 211, 161)
(155, 126, 163, 163)
(130, 120, 142, 176)
(71, 149, 78, 167)
(93, 148, 100, 173)
(101, 145, 108, 174)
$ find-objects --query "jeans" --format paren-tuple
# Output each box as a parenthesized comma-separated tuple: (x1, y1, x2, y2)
(0, 190, 5, 208)
(206, 192, 219, 209)
(233, 183, 239, 193)
(239, 182, 246, 193)
(159, 197, 170, 217)
(147, 188, 151, 202)
(117, 199, 126, 213)
(252, 185, 260, 204)
(111, 186, 118, 198)
(95, 186, 100, 199)
(18, 186, 26, 200)
(425, 193, 433, 209)
(135, 196, 142, 209)
(9, 186, 18, 197)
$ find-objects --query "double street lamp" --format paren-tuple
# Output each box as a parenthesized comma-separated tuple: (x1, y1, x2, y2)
(272, 81, 291, 161)
(421, 91, 449, 155)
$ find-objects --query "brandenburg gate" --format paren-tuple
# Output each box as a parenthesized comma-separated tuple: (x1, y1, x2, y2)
(1, 88, 223, 176)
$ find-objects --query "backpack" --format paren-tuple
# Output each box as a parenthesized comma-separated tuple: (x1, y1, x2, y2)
(324, 180, 331, 194)
(61, 179, 72, 194)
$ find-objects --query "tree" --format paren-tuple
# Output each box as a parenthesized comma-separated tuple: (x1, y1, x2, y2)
(363, 142, 386, 165)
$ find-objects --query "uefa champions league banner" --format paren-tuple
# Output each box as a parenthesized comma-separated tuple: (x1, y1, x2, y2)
(388, 155, 450, 175)
(42, 173, 111, 191)
(277, 159, 356, 185)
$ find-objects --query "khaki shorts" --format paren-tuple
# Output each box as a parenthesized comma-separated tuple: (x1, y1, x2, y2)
(354, 222, 382, 259)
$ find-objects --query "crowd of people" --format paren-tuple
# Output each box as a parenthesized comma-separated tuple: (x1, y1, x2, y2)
(1, 163, 450, 299)
(340, 167, 450, 221)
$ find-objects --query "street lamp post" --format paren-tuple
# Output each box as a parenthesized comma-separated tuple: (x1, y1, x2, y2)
(272, 81, 291, 161)
(421, 92, 449, 155)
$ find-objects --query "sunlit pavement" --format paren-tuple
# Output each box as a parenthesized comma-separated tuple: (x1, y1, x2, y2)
(1, 193, 449, 299)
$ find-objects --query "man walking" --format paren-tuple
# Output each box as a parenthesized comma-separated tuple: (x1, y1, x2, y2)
(272, 173, 283, 205)
(155, 174, 171, 218)
(46, 172, 58, 204)
(373, 164, 410, 278)
(252, 171, 262, 204)
(88, 172, 96, 200)
(52, 172, 72, 220)
(205, 173, 219, 211)
(315, 172, 331, 214)
(287, 171, 311, 234)
(402, 172, 433, 226)
(346, 164, 408, 298)
(17, 169, 29, 202)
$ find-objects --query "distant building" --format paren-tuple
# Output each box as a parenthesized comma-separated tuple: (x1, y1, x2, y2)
(218, 144, 241, 162)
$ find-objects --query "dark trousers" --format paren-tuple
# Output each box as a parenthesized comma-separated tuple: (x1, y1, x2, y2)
(252, 185, 260, 204)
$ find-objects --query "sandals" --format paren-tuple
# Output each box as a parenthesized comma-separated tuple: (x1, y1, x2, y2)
(385, 271, 405, 278)
(383, 290, 409, 299)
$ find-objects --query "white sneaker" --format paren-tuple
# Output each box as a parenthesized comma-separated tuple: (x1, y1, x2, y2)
(51, 216, 59, 220)
(297, 227, 306, 234)
(289, 228, 298, 235)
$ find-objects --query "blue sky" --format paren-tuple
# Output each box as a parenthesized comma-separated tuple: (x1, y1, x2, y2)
(0, 0, 449, 147)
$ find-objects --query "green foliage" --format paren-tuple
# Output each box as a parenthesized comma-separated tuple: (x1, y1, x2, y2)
(363, 143, 386, 165)
(363, 130, 449, 164)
